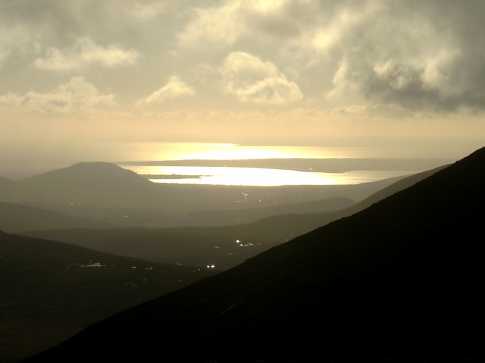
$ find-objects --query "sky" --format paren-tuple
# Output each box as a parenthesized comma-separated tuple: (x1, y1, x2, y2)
(1, 0, 485, 174)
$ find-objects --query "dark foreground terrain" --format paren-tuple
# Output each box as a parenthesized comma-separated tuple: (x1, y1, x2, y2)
(0, 233, 209, 362)
(26, 148, 485, 362)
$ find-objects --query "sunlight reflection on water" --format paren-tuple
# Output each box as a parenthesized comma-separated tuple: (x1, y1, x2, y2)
(124, 165, 410, 186)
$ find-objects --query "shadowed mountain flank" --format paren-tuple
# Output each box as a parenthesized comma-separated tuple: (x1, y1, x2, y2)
(1, 162, 404, 228)
(188, 196, 354, 225)
(29, 166, 444, 270)
(10, 162, 156, 208)
(0, 232, 210, 362)
(0, 176, 12, 185)
(0, 177, 13, 192)
(27, 148, 485, 362)
(0, 202, 105, 232)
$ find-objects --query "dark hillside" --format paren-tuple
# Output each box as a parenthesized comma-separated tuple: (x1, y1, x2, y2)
(29, 148, 485, 361)
(0, 232, 208, 362)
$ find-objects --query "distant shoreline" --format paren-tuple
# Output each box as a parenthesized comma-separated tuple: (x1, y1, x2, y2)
(119, 157, 449, 173)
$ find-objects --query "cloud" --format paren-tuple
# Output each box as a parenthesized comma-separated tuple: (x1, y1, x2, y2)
(130, 1, 167, 20)
(137, 76, 195, 105)
(0, 25, 35, 68)
(0, 93, 24, 107)
(178, 2, 244, 48)
(222, 51, 303, 105)
(311, 1, 381, 54)
(2, 0, 485, 114)
(177, 0, 302, 48)
(34, 37, 139, 71)
(0, 76, 115, 113)
(318, 0, 485, 111)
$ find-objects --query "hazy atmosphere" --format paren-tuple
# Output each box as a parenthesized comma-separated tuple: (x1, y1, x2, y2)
(1, 0, 485, 176)
(1, 1, 485, 362)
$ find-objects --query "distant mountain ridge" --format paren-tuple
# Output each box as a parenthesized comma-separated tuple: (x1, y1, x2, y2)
(0, 202, 105, 232)
(21, 162, 151, 186)
(29, 165, 445, 269)
(187, 196, 354, 225)
(121, 157, 447, 173)
(0, 176, 12, 185)
(1, 162, 407, 229)
(11, 162, 156, 208)
(0, 176, 13, 192)
(28, 147, 485, 362)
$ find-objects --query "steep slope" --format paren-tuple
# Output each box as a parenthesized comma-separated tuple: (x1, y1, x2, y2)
(0, 232, 209, 362)
(29, 148, 484, 361)
(29, 167, 444, 270)
(0, 202, 105, 232)
(244, 164, 446, 240)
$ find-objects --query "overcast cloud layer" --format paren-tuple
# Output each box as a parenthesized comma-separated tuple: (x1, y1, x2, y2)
(1, 0, 485, 169)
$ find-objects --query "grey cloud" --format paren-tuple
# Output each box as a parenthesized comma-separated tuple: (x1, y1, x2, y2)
(137, 76, 195, 106)
(0, 1, 188, 99)
(323, 0, 485, 111)
(0, 76, 115, 113)
(221, 51, 303, 105)
(1, 0, 485, 112)
(34, 37, 139, 71)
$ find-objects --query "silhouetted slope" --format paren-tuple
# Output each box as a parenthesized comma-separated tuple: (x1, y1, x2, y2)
(29, 167, 444, 269)
(0, 202, 105, 232)
(10, 162, 157, 208)
(28, 148, 485, 362)
(0, 232, 208, 362)
(248, 164, 447, 240)
(23, 162, 148, 186)
(355, 164, 447, 210)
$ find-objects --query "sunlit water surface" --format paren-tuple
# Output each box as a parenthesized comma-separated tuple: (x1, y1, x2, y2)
(124, 165, 410, 187)
(119, 143, 430, 186)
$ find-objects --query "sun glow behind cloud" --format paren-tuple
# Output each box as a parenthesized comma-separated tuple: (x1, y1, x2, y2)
(132, 143, 362, 161)
(181, 144, 303, 160)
